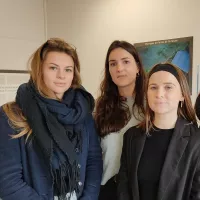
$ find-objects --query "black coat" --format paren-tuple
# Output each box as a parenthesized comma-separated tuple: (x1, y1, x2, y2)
(0, 108, 102, 200)
(195, 94, 200, 120)
(117, 117, 200, 200)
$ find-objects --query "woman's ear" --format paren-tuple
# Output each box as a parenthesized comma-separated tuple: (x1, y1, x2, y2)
(180, 93, 184, 102)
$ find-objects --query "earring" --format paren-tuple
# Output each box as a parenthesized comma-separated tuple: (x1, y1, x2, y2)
(136, 72, 140, 77)
(181, 101, 183, 108)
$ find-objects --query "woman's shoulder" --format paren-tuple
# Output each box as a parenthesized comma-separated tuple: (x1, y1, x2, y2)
(0, 106, 17, 145)
(182, 122, 200, 153)
(187, 126, 200, 159)
(0, 106, 9, 125)
(189, 123, 200, 140)
(124, 125, 144, 139)
(0, 103, 18, 128)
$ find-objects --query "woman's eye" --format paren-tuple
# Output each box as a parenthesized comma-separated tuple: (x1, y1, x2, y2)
(110, 62, 116, 67)
(65, 68, 72, 72)
(149, 86, 157, 90)
(123, 60, 129, 64)
(50, 66, 57, 70)
(165, 86, 172, 90)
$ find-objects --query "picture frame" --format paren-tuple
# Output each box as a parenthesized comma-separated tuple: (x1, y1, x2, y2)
(0, 70, 29, 106)
(134, 36, 193, 93)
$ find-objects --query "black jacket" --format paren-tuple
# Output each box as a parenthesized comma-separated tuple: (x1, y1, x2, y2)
(195, 94, 200, 120)
(118, 117, 200, 200)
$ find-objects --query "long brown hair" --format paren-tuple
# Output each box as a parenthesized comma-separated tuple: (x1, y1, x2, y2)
(94, 40, 146, 137)
(3, 38, 82, 140)
(140, 63, 197, 133)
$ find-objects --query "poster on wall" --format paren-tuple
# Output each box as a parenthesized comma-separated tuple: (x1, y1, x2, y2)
(134, 36, 193, 94)
(0, 70, 29, 106)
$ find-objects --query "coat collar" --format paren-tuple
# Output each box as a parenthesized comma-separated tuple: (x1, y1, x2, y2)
(131, 128, 146, 199)
(131, 117, 192, 200)
(157, 117, 191, 200)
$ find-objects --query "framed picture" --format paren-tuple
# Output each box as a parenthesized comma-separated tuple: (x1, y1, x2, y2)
(0, 70, 29, 106)
(134, 36, 193, 93)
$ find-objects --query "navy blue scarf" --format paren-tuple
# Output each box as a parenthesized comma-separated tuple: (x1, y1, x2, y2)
(16, 82, 94, 199)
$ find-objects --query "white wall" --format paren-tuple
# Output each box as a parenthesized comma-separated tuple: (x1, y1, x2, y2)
(46, 0, 200, 102)
(0, 0, 47, 71)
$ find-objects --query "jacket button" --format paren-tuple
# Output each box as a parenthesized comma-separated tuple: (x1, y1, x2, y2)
(75, 148, 79, 153)
(78, 181, 82, 186)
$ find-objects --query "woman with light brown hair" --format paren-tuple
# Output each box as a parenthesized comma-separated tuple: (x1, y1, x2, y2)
(118, 63, 200, 200)
(0, 38, 102, 200)
(94, 40, 146, 199)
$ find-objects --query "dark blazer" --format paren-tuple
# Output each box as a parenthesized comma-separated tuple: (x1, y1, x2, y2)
(0, 107, 103, 200)
(117, 117, 200, 200)
(195, 94, 200, 120)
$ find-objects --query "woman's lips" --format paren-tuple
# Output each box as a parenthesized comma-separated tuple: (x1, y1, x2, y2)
(54, 82, 66, 86)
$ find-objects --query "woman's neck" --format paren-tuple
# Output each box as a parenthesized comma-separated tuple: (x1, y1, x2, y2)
(153, 113, 178, 129)
(118, 84, 135, 98)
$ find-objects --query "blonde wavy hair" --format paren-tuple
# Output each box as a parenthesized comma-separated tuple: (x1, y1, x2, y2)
(3, 38, 82, 140)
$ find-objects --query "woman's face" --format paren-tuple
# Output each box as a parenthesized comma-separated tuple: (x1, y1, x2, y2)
(42, 51, 74, 99)
(108, 48, 139, 91)
(147, 71, 184, 117)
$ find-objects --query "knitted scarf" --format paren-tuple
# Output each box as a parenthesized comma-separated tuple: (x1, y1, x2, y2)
(16, 82, 94, 199)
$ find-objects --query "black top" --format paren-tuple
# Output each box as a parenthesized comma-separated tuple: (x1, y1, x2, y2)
(138, 126, 174, 200)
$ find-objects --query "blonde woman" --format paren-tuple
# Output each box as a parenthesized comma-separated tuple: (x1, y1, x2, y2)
(0, 38, 102, 200)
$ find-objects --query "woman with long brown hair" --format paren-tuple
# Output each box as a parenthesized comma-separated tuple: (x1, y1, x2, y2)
(118, 63, 200, 200)
(0, 38, 102, 200)
(94, 40, 146, 199)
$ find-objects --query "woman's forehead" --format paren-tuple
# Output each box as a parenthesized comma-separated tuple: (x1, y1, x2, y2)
(149, 71, 179, 85)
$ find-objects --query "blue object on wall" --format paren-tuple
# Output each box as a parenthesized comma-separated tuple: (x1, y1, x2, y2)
(172, 50, 190, 73)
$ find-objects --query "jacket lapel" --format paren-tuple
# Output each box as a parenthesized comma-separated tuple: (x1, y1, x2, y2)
(131, 129, 146, 200)
(157, 118, 190, 200)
